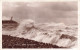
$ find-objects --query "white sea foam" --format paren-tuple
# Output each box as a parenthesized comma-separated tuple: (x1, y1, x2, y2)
(2, 19, 78, 48)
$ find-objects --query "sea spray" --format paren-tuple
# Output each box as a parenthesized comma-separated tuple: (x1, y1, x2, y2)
(15, 19, 35, 37)
(7, 19, 78, 47)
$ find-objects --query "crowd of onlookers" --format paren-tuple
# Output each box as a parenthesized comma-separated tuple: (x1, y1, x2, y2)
(2, 35, 65, 48)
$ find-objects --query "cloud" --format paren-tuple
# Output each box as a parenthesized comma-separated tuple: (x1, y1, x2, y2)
(2, 2, 78, 25)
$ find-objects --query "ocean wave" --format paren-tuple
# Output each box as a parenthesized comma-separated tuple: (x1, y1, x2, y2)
(2, 19, 78, 48)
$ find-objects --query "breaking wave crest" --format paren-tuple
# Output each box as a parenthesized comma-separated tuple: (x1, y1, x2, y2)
(3, 19, 78, 48)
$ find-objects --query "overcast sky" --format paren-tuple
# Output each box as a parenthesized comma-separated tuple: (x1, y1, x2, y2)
(2, 2, 78, 25)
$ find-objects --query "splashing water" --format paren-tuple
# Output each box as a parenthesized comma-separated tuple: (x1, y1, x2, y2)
(3, 19, 78, 48)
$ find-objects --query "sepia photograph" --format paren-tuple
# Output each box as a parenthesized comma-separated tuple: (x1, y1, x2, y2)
(2, 1, 78, 48)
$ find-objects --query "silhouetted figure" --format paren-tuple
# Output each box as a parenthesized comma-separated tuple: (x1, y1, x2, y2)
(10, 16, 13, 21)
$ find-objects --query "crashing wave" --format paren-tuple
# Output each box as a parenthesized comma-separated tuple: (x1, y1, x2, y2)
(3, 19, 77, 48)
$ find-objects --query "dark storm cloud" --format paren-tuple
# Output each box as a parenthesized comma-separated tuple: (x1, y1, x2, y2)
(2, 2, 78, 25)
